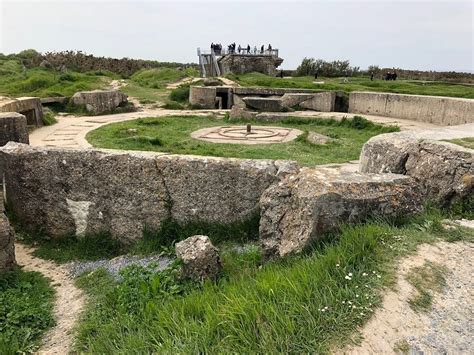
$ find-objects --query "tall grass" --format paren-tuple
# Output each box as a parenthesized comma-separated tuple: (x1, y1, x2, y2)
(74, 210, 472, 353)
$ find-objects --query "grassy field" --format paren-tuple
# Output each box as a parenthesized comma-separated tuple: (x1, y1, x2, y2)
(0, 269, 55, 353)
(87, 115, 398, 166)
(0, 58, 113, 98)
(72, 210, 473, 353)
(227, 73, 474, 99)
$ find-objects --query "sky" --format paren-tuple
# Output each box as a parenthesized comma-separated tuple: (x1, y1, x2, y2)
(1, 0, 473, 72)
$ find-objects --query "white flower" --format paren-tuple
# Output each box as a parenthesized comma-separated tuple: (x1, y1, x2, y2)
(345, 275, 352, 280)
(348, 273, 353, 277)
(377, 275, 381, 279)
(356, 294, 359, 298)
(342, 300, 346, 304)
(336, 263, 340, 267)
(362, 272, 368, 276)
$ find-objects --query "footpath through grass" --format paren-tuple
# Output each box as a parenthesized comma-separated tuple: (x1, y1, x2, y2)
(73, 209, 473, 353)
(0, 269, 55, 354)
(87, 115, 398, 166)
(227, 73, 474, 99)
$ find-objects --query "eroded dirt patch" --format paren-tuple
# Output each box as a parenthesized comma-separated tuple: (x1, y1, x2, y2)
(15, 244, 85, 354)
(346, 241, 473, 354)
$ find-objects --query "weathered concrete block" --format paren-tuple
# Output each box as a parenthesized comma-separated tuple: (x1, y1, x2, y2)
(259, 167, 422, 258)
(360, 126, 474, 207)
(189, 86, 217, 109)
(70, 90, 128, 115)
(300, 91, 336, 112)
(281, 93, 316, 108)
(175, 235, 221, 281)
(349, 92, 474, 125)
(0, 96, 44, 127)
(229, 106, 258, 120)
(0, 213, 15, 271)
(0, 143, 298, 243)
(242, 97, 284, 112)
(0, 112, 29, 146)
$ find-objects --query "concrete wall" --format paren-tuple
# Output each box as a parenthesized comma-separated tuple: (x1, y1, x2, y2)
(300, 92, 336, 112)
(349, 92, 474, 125)
(0, 112, 29, 147)
(0, 143, 297, 243)
(0, 97, 44, 127)
(189, 86, 217, 109)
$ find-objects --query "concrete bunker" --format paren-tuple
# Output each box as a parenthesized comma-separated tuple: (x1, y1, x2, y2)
(0, 96, 44, 127)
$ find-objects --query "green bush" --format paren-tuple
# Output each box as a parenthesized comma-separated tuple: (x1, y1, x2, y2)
(169, 85, 190, 102)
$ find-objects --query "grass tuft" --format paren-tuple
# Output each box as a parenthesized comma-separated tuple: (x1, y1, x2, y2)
(0, 268, 55, 354)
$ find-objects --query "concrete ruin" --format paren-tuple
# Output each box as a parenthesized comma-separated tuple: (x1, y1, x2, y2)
(0, 143, 297, 243)
(349, 92, 474, 125)
(0, 190, 15, 271)
(197, 48, 283, 77)
(0, 112, 29, 147)
(0, 96, 44, 127)
(70, 90, 128, 115)
(360, 124, 474, 207)
(189, 86, 340, 112)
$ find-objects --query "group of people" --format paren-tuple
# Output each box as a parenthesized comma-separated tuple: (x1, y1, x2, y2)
(211, 43, 274, 55)
(384, 71, 398, 80)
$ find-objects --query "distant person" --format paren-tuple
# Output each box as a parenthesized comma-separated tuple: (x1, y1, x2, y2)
(253, 46, 257, 54)
(238, 45, 241, 54)
(247, 44, 250, 54)
(393, 71, 397, 80)
(370, 73, 374, 81)
(314, 72, 318, 79)
(268, 44, 272, 53)
(280, 70, 284, 78)
(261, 45, 264, 54)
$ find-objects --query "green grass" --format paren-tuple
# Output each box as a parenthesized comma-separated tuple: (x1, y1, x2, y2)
(73, 209, 473, 353)
(130, 68, 198, 90)
(447, 137, 474, 149)
(41, 111, 57, 126)
(0, 268, 55, 354)
(87, 115, 398, 167)
(406, 261, 448, 312)
(0, 58, 112, 98)
(227, 73, 474, 99)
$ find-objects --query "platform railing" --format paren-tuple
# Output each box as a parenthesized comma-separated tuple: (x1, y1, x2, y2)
(198, 48, 279, 57)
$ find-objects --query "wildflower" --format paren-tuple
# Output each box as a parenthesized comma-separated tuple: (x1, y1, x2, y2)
(372, 271, 376, 274)
(360, 312, 364, 316)
(356, 294, 359, 298)
(336, 263, 340, 267)
(348, 301, 352, 305)
(377, 275, 381, 279)
(362, 272, 368, 276)
(352, 305, 356, 309)
(348, 272, 353, 277)
(342, 300, 346, 304)
(345, 275, 352, 280)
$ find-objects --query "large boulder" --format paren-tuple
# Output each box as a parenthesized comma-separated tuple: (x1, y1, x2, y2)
(175, 235, 221, 281)
(70, 90, 128, 115)
(0, 143, 298, 243)
(259, 167, 422, 259)
(0, 112, 29, 146)
(360, 127, 473, 207)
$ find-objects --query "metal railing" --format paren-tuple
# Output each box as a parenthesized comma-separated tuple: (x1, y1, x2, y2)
(198, 48, 279, 57)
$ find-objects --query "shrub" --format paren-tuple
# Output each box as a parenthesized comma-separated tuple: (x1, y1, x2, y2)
(169, 85, 190, 103)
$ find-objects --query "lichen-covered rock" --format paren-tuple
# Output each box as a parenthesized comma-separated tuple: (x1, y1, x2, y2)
(175, 235, 221, 281)
(0, 143, 298, 243)
(307, 132, 333, 145)
(360, 129, 473, 207)
(0, 112, 29, 146)
(259, 167, 422, 259)
(70, 90, 128, 115)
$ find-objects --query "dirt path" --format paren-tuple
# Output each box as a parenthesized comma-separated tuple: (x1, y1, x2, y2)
(15, 244, 85, 355)
(346, 241, 473, 354)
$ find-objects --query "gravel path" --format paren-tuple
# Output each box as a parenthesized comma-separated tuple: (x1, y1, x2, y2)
(66, 254, 172, 279)
(346, 241, 474, 354)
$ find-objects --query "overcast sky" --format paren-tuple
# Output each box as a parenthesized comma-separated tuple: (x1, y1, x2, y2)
(1, 0, 473, 72)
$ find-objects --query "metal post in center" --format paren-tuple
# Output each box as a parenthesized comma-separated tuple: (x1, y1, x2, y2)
(247, 124, 251, 134)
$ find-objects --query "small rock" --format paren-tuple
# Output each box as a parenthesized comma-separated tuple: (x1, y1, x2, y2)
(307, 132, 333, 145)
(175, 235, 221, 281)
